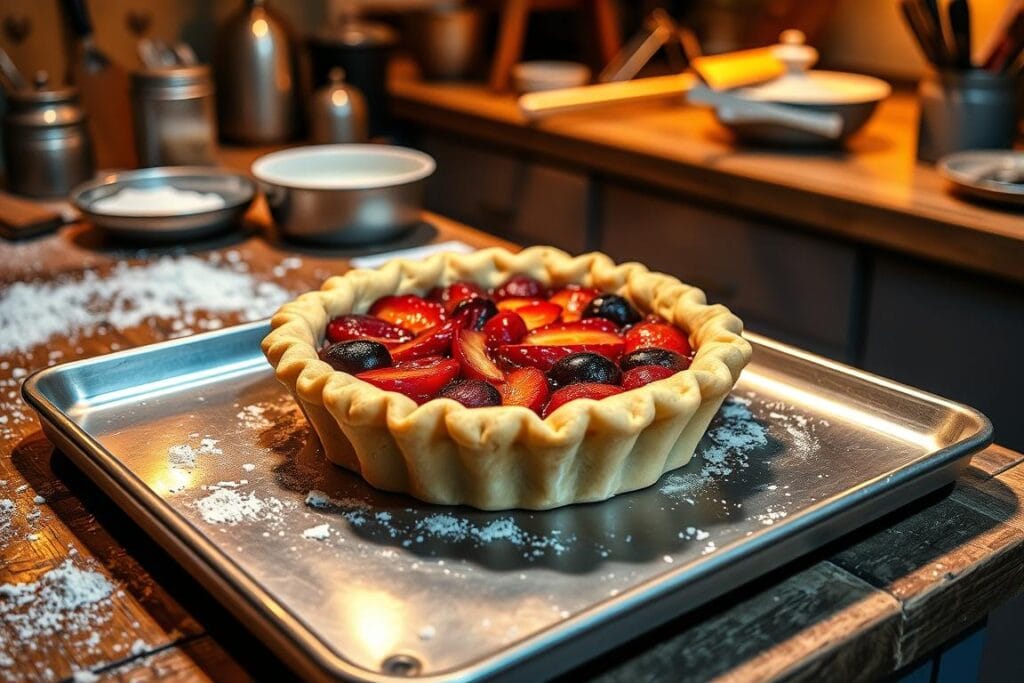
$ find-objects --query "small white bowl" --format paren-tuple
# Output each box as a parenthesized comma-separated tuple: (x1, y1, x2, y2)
(513, 61, 591, 93)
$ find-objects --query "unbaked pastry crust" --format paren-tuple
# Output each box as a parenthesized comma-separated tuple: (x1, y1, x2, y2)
(262, 246, 751, 510)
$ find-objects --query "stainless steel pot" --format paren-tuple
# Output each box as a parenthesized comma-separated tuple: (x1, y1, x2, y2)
(251, 145, 435, 245)
(404, 6, 483, 80)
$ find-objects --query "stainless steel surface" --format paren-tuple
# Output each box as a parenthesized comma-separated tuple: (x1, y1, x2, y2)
(23, 323, 991, 682)
(405, 7, 483, 81)
(252, 145, 435, 246)
(214, 0, 296, 144)
(131, 65, 217, 167)
(71, 166, 254, 241)
(718, 100, 881, 146)
(917, 69, 1018, 163)
(939, 150, 1024, 205)
(309, 68, 368, 144)
(2, 82, 94, 198)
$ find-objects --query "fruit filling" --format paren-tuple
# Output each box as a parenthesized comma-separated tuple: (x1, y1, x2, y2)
(320, 274, 697, 415)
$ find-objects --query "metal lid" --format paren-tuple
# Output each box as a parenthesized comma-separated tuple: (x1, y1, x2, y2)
(7, 70, 79, 106)
(735, 31, 891, 105)
(132, 65, 213, 90)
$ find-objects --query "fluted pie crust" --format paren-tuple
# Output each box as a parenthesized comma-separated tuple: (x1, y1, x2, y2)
(262, 246, 751, 510)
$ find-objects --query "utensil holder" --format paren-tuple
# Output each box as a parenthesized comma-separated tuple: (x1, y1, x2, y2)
(917, 69, 1018, 163)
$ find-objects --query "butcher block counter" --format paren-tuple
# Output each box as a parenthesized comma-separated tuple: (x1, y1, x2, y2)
(1, 190, 1024, 681)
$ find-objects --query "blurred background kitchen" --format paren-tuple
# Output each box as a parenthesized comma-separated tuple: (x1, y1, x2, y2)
(0, 0, 1022, 461)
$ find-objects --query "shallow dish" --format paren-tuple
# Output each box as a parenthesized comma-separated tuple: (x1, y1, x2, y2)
(938, 150, 1024, 207)
(513, 61, 591, 93)
(262, 246, 751, 510)
(252, 144, 436, 246)
(71, 166, 255, 242)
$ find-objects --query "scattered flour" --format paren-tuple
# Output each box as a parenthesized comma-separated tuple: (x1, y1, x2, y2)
(168, 437, 223, 471)
(0, 560, 114, 640)
(71, 671, 100, 682)
(194, 489, 290, 526)
(418, 625, 436, 641)
(302, 523, 331, 540)
(0, 254, 291, 355)
(236, 404, 272, 430)
(242, 463, 256, 472)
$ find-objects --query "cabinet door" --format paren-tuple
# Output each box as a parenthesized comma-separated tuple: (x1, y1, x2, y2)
(600, 184, 859, 360)
(863, 254, 1024, 450)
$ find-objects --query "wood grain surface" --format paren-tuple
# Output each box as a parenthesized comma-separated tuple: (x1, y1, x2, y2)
(389, 64, 1024, 285)
(1, 189, 1023, 681)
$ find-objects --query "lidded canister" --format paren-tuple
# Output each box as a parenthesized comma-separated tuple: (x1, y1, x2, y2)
(309, 67, 368, 144)
(131, 65, 217, 167)
(2, 72, 95, 198)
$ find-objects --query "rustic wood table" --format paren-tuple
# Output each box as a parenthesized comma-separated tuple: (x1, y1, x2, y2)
(1, 200, 1023, 682)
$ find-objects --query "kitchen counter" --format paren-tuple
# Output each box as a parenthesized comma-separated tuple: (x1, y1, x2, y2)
(389, 69, 1024, 285)
(1, 197, 1024, 680)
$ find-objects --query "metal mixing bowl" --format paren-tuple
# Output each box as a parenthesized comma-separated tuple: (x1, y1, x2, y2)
(251, 144, 436, 245)
(72, 167, 255, 242)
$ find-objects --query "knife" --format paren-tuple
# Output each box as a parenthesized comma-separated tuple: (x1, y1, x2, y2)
(948, 0, 973, 68)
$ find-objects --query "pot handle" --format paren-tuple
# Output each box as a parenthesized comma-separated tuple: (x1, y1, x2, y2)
(687, 84, 844, 139)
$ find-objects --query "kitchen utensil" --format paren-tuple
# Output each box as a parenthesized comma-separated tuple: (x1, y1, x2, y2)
(308, 67, 367, 144)
(2, 74, 94, 198)
(132, 65, 217, 167)
(708, 31, 890, 145)
(687, 83, 843, 140)
(519, 73, 695, 120)
(599, 8, 691, 82)
(71, 166, 255, 242)
(60, 0, 137, 169)
(978, 0, 1023, 67)
(981, 10, 1024, 72)
(307, 13, 396, 139)
(137, 38, 163, 70)
(251, 144, 435, 245)
(215, 0, 297, 144)
(917, 69, 1017, 162)
(513, 61, 591, 93)
(22, 323, 991, 681)
(0, 47, 27, 91)
(405, 5, 483, 81)
(0, 191, 63, 239)
(938, 150, 1024, 207)
(517, 45, 782, 121)
(948, 0, 972, 69)
(172, 42, 198, 66)
(900, 0, 948, 66)
(690, 46, 786, 91)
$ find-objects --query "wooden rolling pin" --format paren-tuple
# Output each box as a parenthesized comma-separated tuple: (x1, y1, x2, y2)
(519, 47, 785, 121)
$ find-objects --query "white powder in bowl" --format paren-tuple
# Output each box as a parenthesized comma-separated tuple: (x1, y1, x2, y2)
(91, 186, 227, 216)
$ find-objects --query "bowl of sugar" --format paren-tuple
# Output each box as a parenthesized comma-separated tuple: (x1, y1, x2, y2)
(71, 167, 256, 242)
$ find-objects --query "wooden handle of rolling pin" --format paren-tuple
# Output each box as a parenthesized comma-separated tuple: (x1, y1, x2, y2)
(518, 73, 695, 121)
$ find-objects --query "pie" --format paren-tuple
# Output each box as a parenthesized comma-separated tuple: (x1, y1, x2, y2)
(262, 246, 751, 510)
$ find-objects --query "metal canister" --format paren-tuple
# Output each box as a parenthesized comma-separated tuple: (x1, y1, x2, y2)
(309, 68, 367, 144)
(132, 65, 217, 167)
(2, 75, 95, 198)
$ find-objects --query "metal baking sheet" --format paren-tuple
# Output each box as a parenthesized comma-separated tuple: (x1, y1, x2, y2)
(23, 322, 992, 682)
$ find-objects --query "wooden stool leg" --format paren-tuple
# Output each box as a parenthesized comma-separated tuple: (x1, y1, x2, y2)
(591, 0, 622, 67)
(490, 0, 531, 92)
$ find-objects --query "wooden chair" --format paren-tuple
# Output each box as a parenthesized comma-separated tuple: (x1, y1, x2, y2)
(488, 0, 622, 91)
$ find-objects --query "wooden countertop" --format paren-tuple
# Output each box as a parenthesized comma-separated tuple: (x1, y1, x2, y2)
(2, 199, 1024, 680)
(390, 70, 1024, 285)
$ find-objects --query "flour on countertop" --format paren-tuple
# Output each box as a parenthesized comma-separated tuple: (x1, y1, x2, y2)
(236, 403, 273, 430)
(302, 523, 331, 540)
(0, 559, 114, 640)
(0, 254, 292, 355)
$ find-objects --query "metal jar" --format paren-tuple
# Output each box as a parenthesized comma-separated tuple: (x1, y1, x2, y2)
(131, 65, 218, 167)
(917, 69, 1018, 163)
(3, 83, 94, 198)
(309, 67, 368, 144)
